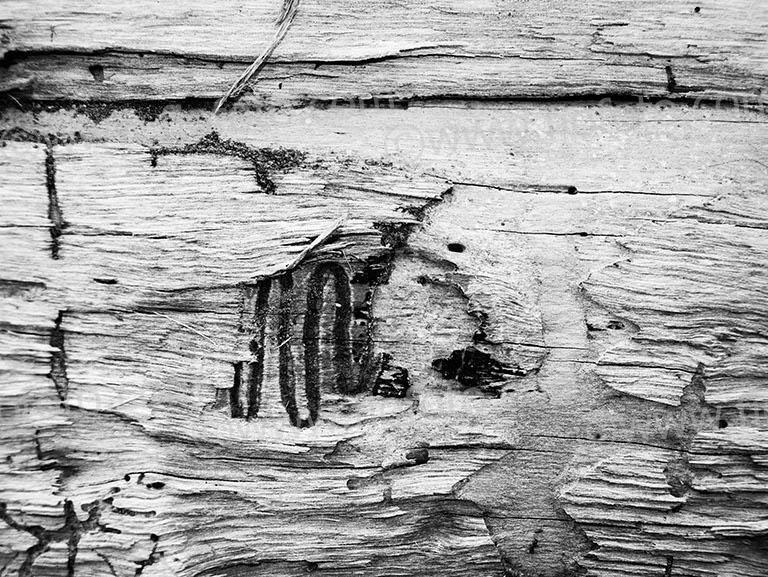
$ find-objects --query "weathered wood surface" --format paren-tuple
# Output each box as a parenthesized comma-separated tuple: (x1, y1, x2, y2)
(1, 0, 767, 106)
(1, 101, 766, 576)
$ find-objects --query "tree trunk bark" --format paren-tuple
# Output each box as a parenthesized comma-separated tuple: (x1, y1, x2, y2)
(1, 2, 766, 576)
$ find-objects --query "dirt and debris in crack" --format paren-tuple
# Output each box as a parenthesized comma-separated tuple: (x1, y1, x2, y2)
(0, 94, 220, 123)
(49, 311, 70, 400)
(0, 126, 83, 145)
(45, 146, 68, 259)
(149, 130, 305, 194)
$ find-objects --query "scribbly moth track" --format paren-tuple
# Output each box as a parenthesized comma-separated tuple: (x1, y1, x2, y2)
(225, 256, 399, 427)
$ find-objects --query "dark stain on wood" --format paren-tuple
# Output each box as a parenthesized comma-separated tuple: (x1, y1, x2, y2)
(432, 346, 526, 396)
(372, 353, 410, 398)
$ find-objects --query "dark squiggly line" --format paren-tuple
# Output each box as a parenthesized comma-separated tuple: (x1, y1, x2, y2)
(246, 279, 271, 420)
(303, 262, 354, 412)
(278, 272, 300, 426)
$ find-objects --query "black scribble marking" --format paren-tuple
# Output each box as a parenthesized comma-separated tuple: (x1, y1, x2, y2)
(0, 499, 118, 577)
(278, 272, 301, 426)
(303, 262, 354, 399)
(247, 280, 271, 419)
(273, 262, 354, 428)
(231, 362, 244, 418)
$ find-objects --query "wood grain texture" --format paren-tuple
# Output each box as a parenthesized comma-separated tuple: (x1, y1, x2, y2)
(1, 0, 767, 105)
(1, 99, 766, 577)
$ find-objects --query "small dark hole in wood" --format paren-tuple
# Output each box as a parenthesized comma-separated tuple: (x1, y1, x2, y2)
(567, 185, 578, 194)
(88, 64, 105, 82)
(146, 481, 165, 490)
(93, 278, 117, 285)
(447, 242, 465, 253)
(405, 448, 429, 465)
(718, 419, 728, 429)
(346, 477, 362, 490)
(124, 474, 131, 482)
(579, 232, 589, 237)
(694, 6, 701, 13)
(150, 533, 159, 542)
(594, 432, 602, 440)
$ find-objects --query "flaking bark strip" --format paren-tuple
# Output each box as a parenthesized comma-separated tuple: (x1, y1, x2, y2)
(150, 131, 305, 194)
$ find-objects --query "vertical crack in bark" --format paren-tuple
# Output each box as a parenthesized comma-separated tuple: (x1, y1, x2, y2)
(665, 65, 677, 93)
(49, 311, 69, 401)
(134, 538, 160, 576)
(45, 145, 67, 259)
(664, 555, 674, 577)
